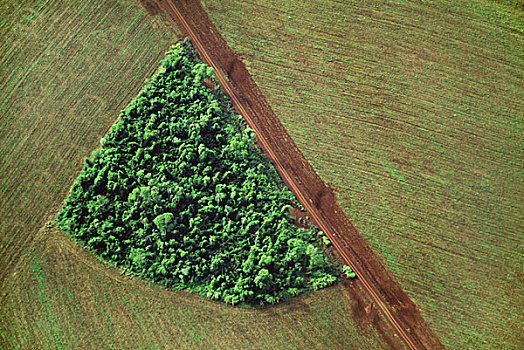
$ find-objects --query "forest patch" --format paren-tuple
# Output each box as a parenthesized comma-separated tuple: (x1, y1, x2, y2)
(57, 40, 341, 305)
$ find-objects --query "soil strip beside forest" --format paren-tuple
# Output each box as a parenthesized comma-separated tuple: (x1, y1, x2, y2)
(154, 0, 445, 349)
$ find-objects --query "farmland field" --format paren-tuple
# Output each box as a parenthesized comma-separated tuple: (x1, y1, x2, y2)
(200, 0, 523, 348)
(1, 0, 395, 349)
(1, 223, 391, 349)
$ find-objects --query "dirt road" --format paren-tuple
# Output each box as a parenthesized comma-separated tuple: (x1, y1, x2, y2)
(153, 0, 445, 349)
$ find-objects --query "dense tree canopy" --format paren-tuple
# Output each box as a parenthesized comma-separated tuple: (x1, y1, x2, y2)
(58, 40, 340, 305)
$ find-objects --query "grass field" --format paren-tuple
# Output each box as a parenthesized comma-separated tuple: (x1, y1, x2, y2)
(200, 0, 524, 348)
(0, 0, 392, 348)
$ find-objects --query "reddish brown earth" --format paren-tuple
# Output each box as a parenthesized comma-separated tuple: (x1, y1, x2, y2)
(153, 0, 445, 349)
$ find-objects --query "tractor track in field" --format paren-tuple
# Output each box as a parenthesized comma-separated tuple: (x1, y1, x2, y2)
(153, 0, 445, 349)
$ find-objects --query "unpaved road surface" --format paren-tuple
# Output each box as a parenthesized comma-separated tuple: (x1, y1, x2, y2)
(154, 0, 445, 349)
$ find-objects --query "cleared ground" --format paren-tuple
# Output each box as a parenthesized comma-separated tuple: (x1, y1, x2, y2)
(1, 0, 393, 348)
(200, 0, 524, 348)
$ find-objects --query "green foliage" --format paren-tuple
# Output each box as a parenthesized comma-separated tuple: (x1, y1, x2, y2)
(57, 39, 338, 305)
(342, 265, 356, 279)
(153, 213, 175, 235)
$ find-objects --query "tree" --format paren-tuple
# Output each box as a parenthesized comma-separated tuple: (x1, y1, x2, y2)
(153, 212, 175, 236)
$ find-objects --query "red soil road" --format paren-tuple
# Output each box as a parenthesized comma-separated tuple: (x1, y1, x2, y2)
(154, 0, 445, 349)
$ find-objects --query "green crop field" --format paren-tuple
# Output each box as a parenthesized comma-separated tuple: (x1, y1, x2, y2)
(1, 0, 391, 349)
(201, 0, 523, 348)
